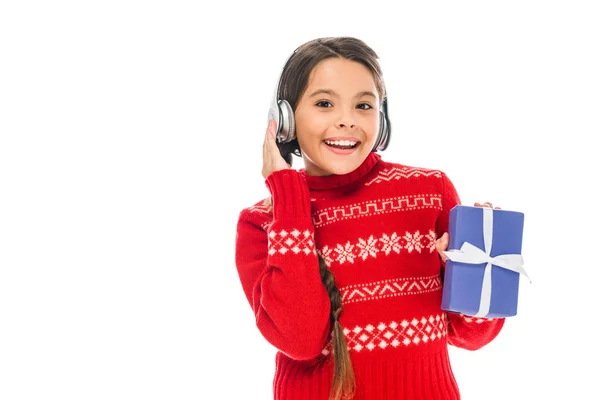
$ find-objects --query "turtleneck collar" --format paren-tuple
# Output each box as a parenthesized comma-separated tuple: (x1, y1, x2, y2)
(299, 152, 382, 191)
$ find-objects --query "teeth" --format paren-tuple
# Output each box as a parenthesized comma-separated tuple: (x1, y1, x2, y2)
(325, 140, 358, 146)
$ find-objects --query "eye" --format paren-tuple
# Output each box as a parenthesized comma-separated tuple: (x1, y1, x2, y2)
(315, 101, 374, 109)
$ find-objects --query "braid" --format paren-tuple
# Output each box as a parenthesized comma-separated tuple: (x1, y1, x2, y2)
(317, 255, 343, 319)
(317, 253, 356, 400)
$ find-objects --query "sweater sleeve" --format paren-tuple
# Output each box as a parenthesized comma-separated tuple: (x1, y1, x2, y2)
(436, 171, 505, 351)
(234, 169, 331, 360)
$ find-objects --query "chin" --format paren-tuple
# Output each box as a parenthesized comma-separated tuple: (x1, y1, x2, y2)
(325, 154, 367, 175)
(303, 144, 371, 176)
(328, 163, 357, 175)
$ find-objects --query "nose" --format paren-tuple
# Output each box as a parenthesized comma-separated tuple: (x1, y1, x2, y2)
(336, 110, 357, 129)
(337, 122, 356, 129)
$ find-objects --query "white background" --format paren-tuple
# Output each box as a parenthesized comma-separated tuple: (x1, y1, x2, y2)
(1, 1, 598, 399)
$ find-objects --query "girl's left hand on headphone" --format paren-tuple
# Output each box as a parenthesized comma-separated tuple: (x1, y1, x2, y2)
(262, 120, 291, 179)
(435, 201, 502, 262)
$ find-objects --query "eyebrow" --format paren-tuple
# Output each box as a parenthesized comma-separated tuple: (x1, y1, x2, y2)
(309, 88, 377, 99)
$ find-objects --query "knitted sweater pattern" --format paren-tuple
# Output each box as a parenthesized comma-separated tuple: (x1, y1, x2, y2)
(235, 152, 504, 400)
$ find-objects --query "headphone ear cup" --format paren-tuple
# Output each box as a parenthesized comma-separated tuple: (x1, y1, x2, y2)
(277, 99, 296, 143)
(372, 110, 385, 151)
(376, 108, 391, 152)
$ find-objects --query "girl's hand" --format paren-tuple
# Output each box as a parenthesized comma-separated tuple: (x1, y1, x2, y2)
(435, 201, 502, 262)
(474, 201, 501, 210)
(262, 120, 291, 180)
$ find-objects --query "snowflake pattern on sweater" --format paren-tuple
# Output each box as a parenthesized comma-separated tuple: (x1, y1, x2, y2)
(317, 229, 438, 267)
(320, 313, 448, 356)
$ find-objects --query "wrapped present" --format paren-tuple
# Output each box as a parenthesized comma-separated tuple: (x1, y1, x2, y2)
(441, 205, 530, 318)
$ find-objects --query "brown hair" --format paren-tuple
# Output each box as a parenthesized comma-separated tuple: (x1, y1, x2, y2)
(269, 37, 386, 400)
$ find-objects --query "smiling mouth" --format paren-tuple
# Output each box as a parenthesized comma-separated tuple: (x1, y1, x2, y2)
(323, 140, 360, 150)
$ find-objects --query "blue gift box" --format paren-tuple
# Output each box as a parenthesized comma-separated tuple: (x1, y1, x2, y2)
(441, 205, 528, 318)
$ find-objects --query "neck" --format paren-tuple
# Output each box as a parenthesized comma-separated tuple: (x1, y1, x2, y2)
(300, 152, 382, 191)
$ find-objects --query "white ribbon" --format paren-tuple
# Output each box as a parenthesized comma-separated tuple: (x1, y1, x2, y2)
(443, 207, 531, 317)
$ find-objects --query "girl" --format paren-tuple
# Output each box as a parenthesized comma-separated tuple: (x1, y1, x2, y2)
(235, 36, 504, 400)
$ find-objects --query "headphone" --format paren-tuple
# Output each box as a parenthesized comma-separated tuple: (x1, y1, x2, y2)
(267, 45, 392, 153)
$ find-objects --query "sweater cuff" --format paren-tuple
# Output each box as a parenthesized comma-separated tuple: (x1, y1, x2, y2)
(265, 169, 312, 220)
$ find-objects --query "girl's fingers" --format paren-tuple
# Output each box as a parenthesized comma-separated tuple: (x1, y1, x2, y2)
(435, 232, 449, 262)
(265, 121, 277, 152)
(262, 120, 290, 178)
(262, 124, 268, 158)
(263, 121, 276, 154)
(266, 120, 280, 150)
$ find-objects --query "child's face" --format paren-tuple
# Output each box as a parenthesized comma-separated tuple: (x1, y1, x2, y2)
(294, 57, 381, 177)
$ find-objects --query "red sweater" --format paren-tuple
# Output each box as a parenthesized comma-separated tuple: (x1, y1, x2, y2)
(235, 152, 505, 399)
